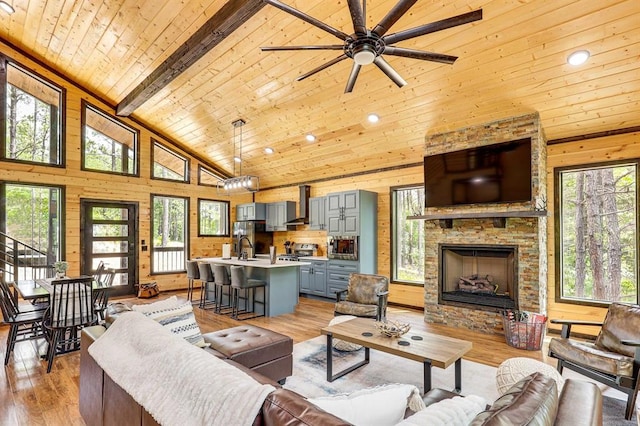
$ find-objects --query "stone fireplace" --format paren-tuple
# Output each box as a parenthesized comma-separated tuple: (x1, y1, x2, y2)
(422, 113, 547, 335)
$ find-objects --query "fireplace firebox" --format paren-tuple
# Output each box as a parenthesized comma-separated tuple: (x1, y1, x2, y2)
(438, 244, 518, 311)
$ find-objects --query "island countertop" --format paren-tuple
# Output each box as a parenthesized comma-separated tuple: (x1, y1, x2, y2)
(198, 257, 311, 268)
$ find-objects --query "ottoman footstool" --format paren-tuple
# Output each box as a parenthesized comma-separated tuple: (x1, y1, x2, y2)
(203, 325, 293, 384)
(496, 357, 565, 395)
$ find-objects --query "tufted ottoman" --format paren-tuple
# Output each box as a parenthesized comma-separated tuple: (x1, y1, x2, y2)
(496, 357, 565, 395)
(203, 325, 293, 384)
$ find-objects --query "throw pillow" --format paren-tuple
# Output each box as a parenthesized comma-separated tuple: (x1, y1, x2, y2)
(132, 297, 208, 348)
(396, 395, 487, 426)
(307, 383, 425, 426)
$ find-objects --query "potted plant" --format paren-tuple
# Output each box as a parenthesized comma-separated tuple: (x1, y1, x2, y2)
(54, 261, 68, 279)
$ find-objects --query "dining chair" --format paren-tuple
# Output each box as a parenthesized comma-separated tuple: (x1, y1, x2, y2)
(92, 261, 106, 284)
(92, 269, 115, 323)
(0, 285, 47, 365)
(43, 276, 97, 373)
(0, 277, 48, 314)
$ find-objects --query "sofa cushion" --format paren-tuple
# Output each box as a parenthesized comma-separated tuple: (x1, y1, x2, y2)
(397, 394, 487, 426)
(307, 383, 425, 426)
(470, 372, 558, 426)
(595, 302, 640, 357)
(132, 296, 207, 347)
(262, 389, 350, 426)
(548, 337, 634, 377)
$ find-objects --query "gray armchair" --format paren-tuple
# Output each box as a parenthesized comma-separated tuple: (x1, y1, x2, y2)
(334, 273, 389, 321)
(548, 302, 640, 420)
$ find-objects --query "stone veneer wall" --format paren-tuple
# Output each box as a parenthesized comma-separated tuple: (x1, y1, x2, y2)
(423, 113, 547, 334)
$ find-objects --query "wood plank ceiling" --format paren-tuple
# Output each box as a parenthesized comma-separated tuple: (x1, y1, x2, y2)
(0, 0, 638, 188)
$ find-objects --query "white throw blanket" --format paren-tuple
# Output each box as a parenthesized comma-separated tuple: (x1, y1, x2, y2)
(88, 311, 276, 426)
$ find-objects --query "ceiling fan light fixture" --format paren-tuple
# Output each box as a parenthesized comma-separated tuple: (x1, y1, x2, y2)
(353, 45, 376, 65)
(567, 50, 590, 66)
(0, 1, 15, 14)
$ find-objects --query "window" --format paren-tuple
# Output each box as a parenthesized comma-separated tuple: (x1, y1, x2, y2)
(391, 185, 425, 284)
(2, 57, 64, 165)
(198, 165, 225, 186)
(82, 101, 139, 175)
(198, 199, 230, 236)
(151, 195, 188, 273)
(152, 139, 189, 182)
(556, 161, 638, 305)
(1, 182, 64, 280)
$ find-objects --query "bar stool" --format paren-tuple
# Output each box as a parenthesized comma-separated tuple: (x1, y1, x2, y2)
(213, 265, 232, 314)
(186, 260, 200, 303)
(229, 265, 266, 320)
(197, 262, 216, 310)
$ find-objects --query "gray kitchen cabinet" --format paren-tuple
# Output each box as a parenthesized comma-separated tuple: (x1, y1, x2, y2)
(266, 201, 295, 231)
(308, 196, 326, 230)
(326, 190, 377, 236)
(327, 259, 359, 297)
(299, 260, 327, 297)
(236, 203, 266, 221)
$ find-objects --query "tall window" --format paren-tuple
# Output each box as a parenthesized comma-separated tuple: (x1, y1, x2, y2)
(556, 161, 638, 304)
(82, 101, 138, 175)
(198, 199, 229, 236)
(151, 195, 188, 273)
(391, 185, 425, 284)
(2, 58, 64, 165)
(152, 139, 189, 182)
(1, 182, 64, 280)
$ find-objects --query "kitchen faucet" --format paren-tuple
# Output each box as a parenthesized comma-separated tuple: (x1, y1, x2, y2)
(237, 235, 253, 260)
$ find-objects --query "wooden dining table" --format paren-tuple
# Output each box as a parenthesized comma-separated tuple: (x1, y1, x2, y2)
(15, 277, 110, 301)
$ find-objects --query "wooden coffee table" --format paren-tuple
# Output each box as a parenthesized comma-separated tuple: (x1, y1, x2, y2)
(321, 317, 472, 394)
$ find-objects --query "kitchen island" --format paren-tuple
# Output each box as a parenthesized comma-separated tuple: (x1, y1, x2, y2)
(199, 257, 310, 317)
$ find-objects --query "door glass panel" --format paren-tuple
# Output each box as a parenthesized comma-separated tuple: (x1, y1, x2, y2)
(92, 207, 128, 220)
(92, 224, 128, 237)
(113, 272, 128, 286)
(92, 241, 128, 253)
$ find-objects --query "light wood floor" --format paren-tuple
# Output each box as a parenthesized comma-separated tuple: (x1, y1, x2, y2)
(0, 291, 553, 425)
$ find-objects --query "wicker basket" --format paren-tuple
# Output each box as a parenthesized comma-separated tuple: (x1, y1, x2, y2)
(502, 310, 547, 351)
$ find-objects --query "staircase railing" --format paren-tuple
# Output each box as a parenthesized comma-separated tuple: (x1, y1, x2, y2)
(0, 231, 55, 283)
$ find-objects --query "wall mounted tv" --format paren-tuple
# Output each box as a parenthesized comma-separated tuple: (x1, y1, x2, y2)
(424, 138, 532, 208)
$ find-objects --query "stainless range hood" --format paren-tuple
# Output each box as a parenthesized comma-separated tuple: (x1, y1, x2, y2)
(285, 185, 311, 225)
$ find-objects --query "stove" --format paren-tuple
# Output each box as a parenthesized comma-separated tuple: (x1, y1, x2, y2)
(277, 243, 318, 261)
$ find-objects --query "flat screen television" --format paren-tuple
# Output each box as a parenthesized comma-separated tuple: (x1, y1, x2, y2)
(424, 138, 532, 208)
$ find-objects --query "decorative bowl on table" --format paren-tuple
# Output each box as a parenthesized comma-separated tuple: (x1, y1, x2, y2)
(375, 320, 411, 338)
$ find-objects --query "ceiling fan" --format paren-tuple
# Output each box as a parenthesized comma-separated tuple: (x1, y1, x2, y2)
(261, 0, 483, 93)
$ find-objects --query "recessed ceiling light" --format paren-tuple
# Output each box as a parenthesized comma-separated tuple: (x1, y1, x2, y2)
(367, 113, 380, 123)
(264, 147, 274, 154)
(233, 156, 242, 163)
(567, 50, 590, 66)
(305, 134, 316, 142)
(0, 1, 14, 14)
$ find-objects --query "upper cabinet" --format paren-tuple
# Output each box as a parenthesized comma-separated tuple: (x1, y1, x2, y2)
(236, 203, 266, 221)
(309, 196, 327, 230)
(326, 190, 377, 236)
(266, 201, 296, 231)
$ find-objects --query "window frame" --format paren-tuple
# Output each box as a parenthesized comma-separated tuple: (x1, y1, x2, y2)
(390, 183, 426, 286)
(81, 100, 140, 177)
(554, 159, 640, 307)
(150, 194, 189, 275)
(197, 198, 230, 237)
(151, 138, 190, 183)
(197, 165, 226, 187)
(0, 54, 66, 167)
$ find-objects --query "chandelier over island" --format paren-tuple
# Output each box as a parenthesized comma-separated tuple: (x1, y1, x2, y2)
(217, 119, 259, 195)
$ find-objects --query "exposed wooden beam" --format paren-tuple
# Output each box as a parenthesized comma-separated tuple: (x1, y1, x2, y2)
(116, 0, 266, 116)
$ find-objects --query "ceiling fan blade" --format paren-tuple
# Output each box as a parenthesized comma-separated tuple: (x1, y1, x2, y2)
(373, 56, 407, 88)
(261, 45, 344, 51)
(372, 0, 418, 37)
(344, 63, 362, 93)
(347, 0, 367, 35)
(383, 46, 457, 64)
(265, 0, 349, 41)
(383, 9, 482, 45)
(296, 54, 349, 81)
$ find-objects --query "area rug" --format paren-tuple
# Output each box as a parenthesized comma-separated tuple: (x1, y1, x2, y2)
(284, 336, 636, 424)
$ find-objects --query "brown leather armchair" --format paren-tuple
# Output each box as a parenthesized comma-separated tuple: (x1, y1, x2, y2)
(334, 273, 389, 321)
(548, 302, 640, 420)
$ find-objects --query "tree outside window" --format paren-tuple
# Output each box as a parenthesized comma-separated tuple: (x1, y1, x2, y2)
(557, 161, 638, 304)
(3, 60, 63, 165)
(198, 199, 229, 236)
(151, 195, 188, 273)
(391, 186, 425, 284)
